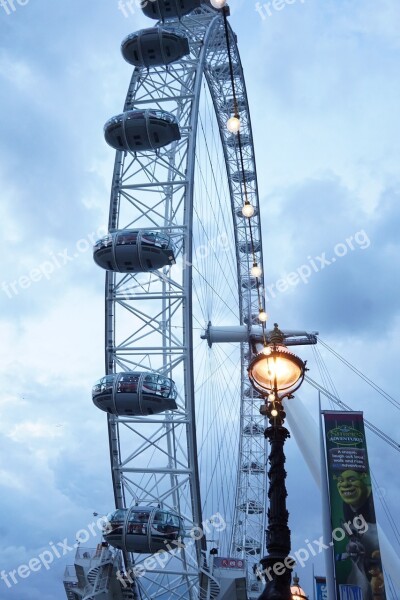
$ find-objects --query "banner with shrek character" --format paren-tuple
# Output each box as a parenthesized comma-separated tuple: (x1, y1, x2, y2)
(323, 411, 386, 600)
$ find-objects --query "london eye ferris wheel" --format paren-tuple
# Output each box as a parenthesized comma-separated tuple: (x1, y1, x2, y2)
(91, 1, 276, 598)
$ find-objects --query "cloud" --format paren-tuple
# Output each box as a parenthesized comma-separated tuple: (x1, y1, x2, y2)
(1, 1, 399, 598)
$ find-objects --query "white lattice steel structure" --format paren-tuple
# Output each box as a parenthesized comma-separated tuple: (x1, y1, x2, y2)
(62, 4, 320, 600)
(101, 5, 268, 599)
(64, 4, 278, 600)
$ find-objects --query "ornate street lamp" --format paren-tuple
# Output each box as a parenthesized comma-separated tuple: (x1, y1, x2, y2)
(248, 324, 307, 600)
(290, 574, 308, 600)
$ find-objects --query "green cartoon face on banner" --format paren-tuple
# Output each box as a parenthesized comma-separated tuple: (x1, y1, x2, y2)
(323, 412, 386, 600)
(335, 470, 371, 508)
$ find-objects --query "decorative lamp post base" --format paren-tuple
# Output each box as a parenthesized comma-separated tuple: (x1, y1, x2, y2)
(258, 554, 292, 600)
(258, 423, 293, 600)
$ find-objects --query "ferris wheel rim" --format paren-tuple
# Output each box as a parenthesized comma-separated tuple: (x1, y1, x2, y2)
(99, 5, 267, 599)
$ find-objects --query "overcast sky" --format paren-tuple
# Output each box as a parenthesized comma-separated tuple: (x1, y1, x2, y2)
(0, 0, 399, 598)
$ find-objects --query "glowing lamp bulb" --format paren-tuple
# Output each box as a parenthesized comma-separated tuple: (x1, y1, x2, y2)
(242, 202, 255, 218)
(210, 0, 227, 7)
(268, 393, 275, 401)
(227, 116, 241, 134)
(251, 263, 262, 277)
(259, 310, 268, 323)
(271, 408, 278, 417)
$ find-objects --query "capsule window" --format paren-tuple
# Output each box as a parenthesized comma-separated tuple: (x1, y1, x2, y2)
(117, 232, 138, 245)
(142, 233, 156, 244)
(127, 511, 149, 535)
(118, 374, 139, 393)
(142, 375, 158, 393)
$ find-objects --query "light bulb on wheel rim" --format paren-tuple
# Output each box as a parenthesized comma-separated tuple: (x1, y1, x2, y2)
(227, 116, 241, 134)
(259, 310, 268, 323)
(210, 0, 227, 7)
(242, 202, 255, 218)
(251, 263, 262, 277)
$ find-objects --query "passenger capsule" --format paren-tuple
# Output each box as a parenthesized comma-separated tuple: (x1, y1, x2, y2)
(207, 31, 237, 50)
(92, 372, 178, 416)
(243, 313, 260, 325)
(104, 507, 185, 554)
(243, 386, 262, 399)
(227, 134, 251, 148)
(232, 170, 256, 184)
(236, 538, 261, 556)
(239, 240, 261, 254)
(243, 423, 264, 436)
(142, 0, 201, 20)
(221, 97, 247, 114)
(239, 501, 264, 515)
(242, 462, 265, 473)
(212, 63, 241, 81)
(121, 28, 190, 67)
(241, 277, 258, 290)
(93, 230, 176, 272)
(235, 205, 258, 218)
(104, 109, 180, 152)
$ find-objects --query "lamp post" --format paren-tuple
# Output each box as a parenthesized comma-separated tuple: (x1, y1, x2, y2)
(290, 573, 308, 600)
(248, 324, 307, 600)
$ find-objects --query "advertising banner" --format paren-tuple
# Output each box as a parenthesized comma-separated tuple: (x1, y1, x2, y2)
(339, 584, 363, 600)
(315, 576, 328, 600)
(323, 411, 386, 599)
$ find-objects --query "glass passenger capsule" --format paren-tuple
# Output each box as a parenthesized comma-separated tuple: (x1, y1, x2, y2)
(242, 461, 265, 473)
(92, 372, 178, 416)
(207, 31, 237, 51)
(142, 0, 201, 20)
(93, 230, 176, 272)
(221, 97, 247, 114)
(235, 205, 258, 218)
(236, 538, 261, 556)
(232, 170, 256, 184)
(212, 63, 241, 81)
(243, 386, 263, 399)
(243, 423, 264, 436)
(121, 28, 190, 67)
(241, 277, 258, 290)
(239, 240, 261, 254)
(104, 109, 180, 152)
(239, 501, 264, 515)
(104, 507, 185, 554)
(227, 133, 251, 148)
(243, 313, 260, 325)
